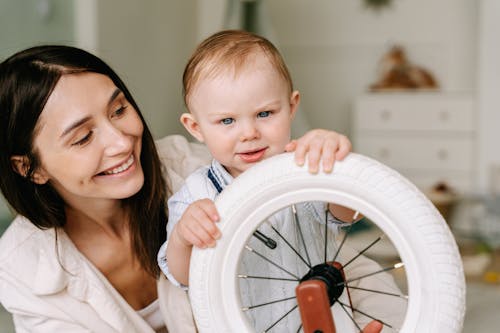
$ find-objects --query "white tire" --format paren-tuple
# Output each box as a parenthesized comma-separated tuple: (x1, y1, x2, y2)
(189, 152, 465, 333)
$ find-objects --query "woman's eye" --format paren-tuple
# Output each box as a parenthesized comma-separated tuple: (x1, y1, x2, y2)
(257, 111, 271, 118)
(72, 131, 93, 146)
(112, 105, 128, 118)
(221, 118, 234, 125)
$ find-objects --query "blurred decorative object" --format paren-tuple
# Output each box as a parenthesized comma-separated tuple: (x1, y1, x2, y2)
(36, 0, 52, 22)
(363, 0, 393, 11)
(484, 270, 500, 284)
(462, 252, 492, 277)
(370, 45, 439, 91)
(426, 182, 458, 223)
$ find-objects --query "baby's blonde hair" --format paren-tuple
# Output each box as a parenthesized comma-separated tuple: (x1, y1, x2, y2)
(182, 30, 293, 108)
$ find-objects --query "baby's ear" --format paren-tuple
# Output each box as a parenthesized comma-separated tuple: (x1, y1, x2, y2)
(180, 113, 205, 143)
(289, 90, 300, 120)
(10, 155, 49, 184)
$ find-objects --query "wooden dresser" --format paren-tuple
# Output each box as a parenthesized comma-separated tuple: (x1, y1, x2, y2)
(353, 92, 476, 194)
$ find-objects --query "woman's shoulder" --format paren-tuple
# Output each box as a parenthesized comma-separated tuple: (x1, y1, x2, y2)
(156, 135, 211, 167)
(0, 216, 45, 263)
(0, 216, 53, 290)
(155, 135, 212, 192)
(0, 216, 82, 297)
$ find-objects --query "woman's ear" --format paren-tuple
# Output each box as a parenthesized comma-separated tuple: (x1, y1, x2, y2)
(289, 90, 301, 120)
(10, 155, 49, 184)
(180, 113, 205, 143)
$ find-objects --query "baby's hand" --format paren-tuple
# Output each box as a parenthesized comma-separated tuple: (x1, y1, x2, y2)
(285, 129, 351, 173)
(174, 199, 221, 248)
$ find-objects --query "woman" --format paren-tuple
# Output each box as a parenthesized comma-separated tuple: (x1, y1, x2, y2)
(0, 45, 384, 333)
(0, 45, 211, 333)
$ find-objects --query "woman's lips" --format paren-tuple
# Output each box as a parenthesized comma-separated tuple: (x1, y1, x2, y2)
(238, 148, 267, 163)
(99, 155, 135, 175)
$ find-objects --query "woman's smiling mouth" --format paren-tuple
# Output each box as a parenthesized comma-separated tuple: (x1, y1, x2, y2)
(101, 155, 135, 175)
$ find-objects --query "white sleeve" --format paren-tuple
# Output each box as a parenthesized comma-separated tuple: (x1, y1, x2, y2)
(157, 184, 196, 290)
(157, 167, 218, 289)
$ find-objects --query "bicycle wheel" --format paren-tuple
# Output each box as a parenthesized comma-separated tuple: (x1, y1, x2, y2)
(189, 152, 465, 332)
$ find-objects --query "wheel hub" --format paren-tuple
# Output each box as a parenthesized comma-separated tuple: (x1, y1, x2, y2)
(300, 263, 345, 305)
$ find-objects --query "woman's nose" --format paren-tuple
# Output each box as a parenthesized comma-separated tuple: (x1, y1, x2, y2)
(100, 122, 130, 155)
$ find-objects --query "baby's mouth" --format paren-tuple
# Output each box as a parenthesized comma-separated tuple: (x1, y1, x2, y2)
(238, 148, 267, 163)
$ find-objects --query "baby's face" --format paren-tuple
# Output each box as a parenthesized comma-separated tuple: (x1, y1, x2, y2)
(187, 54, 299, 178)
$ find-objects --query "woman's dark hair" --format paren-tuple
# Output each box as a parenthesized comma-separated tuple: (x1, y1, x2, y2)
(0, 45, 167, 277)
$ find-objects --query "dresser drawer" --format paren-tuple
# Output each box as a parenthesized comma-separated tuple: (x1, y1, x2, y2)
(397, 170, 473, 193)
(355, 136, 474, 172)
(354, 94, 475, 132)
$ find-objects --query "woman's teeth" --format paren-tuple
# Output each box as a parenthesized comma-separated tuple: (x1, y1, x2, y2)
(103, 155, 134, 175)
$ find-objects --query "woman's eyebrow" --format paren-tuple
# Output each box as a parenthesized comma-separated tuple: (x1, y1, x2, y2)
(108, 88, 122, 106)
(60, 116, 92, 138)
(59, 88, 122, 139)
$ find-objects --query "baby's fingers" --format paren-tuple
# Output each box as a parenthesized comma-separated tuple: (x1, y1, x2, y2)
(195, 198, 220, 222)
(321, 139, 336, 173)
(335, 134, 351, 161)
(189, 200, 221, 248)
(185, 222, 220, 248)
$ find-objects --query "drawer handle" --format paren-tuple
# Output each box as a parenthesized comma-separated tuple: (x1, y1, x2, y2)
(437, 149, 448, 160)
(439, 110, 449, 122)
(380, 109, 392, 121)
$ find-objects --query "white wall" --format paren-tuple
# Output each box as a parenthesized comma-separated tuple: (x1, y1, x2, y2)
(196, 0, 226, 42)
(93, 0, 198, 139)
(266, 0, 477, 136)
(477, 0, 500, 194)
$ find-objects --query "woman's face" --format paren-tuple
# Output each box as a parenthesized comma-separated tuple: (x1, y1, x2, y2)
(31, 72, 144, 207)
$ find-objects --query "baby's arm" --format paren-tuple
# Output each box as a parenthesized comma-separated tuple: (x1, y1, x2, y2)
(327, 203, 362, 223)
(166, 199, 220, 286)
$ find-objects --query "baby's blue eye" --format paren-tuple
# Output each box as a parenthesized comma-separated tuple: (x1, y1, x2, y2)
(258, 111, 271, 118)
(221, 118, 234, 125)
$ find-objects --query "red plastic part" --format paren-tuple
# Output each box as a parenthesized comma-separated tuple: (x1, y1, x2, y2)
(296, 280, 336, 333)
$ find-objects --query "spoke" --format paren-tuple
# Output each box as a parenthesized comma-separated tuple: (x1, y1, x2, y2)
(342, 234, 384, 268)
(338, 302, 363, 332)
(336, 262, 405, 287)
(346, 285, 408, 299)
(267, 221, 312, 269)
(264, 304, 298, 332)
(331, 211, 360, 263)
(238, 274, 299, 282)
(331, 223, 353, 263)
(338, 300, 393, 329)
(245, 245, 300, 280)
(296, 323, 302, 333)
(253, 230, 277, 249)
(242, 296, 296, 311)
(291, 204, 311, 266)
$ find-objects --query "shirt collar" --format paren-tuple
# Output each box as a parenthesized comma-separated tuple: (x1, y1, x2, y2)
(209, 159, 234, 192)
